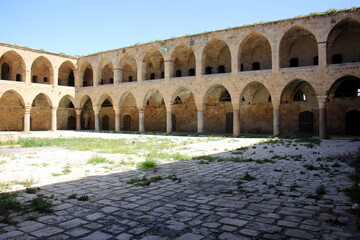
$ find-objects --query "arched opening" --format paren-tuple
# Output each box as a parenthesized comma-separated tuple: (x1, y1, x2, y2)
(144, 90, 166, 132)
(327, 18, 360, 64)
(204, 85, 233, 133)
(239, 33, 272, 71)
(280, 27, 318, 68)
(172, 44, 196, 78)
(99, 97, 115, 131)
(120, 54, 137, 83)
(30, 94, 52, 130)
(346, 110, 360, 135)
(240, 82, 273, 134)
(57, 96, 76, 130)
(327, 75, 360, 135)
(280, 80, 318, 135)
(171, 88, 197, 132)
(123, 115, 132, 131)
(80, 62, 93, 87)
(0, 91, 24, 131)
(100, 62, 114, 85)
(299, 111, 314, 135)
(143, 49, 164, 81)
(203, 39, 231, 75)
(31, 56, 53, 85)
(81, 97, 94, 130)
(58, 61, 76, 86)
(0, 51, 26, 82)
(119, 92, 138, 132)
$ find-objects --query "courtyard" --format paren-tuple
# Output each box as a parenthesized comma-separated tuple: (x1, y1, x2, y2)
(0, 131, 359, 239)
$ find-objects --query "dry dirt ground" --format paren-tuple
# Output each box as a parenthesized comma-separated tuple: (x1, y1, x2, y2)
(0, 131, 359, 240)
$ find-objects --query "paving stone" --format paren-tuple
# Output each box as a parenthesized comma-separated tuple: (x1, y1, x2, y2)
(284, 229, 315, 239)
(31, 226, 64, 238)
(0, 231, 24, 239)
(19, 222, 45, 233)
(80, 231, 112, 240)
(116, 233, 133, 240)
(239, 228, 260, 237)
(221, 225, 238, 232)
(218, 232, 251, 240)
(65, 227, 91, 237)
(100, 206, 119, 213)
(277, 220, 298, 228)
(175, 233, 203, 240)
(219, 218, 248, 227)
(59, 218, 89, 229)
(86, 212, 105, 221)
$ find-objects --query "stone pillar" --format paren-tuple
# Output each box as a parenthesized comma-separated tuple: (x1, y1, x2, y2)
(233, 108, 240, 136)
(94, 106, 100, 132)
(230, 45, 238, 75)
(75, 109, 82, 131)
(164, 60, 174, 80)
(53, 67, 58, 87)
(317, 96, 327, 139)
(114, 68, 122, 84)
(114, 106, 121, 132)
(166, 111, 172, 133)
(23, 106, 31, 132)
(197, 110, 204, 134)
(273, 102, 281, 136)
(139, 109, 145, 133)
(51, 107, 58, 131)
(317, 41, 327, 71)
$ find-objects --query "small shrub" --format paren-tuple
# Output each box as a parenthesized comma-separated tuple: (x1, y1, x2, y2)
(87, 156, 108, 165)
(316, 185, 326, 195)
(137, 159, 157, 170)
(78, 195, 89, 201)
(220, 190, 233, 194)
(67, 193, 78, 199)
(29, 196, 53, 214)
(0, 193, 21, 221)
(25, 187, 39, 194)
(239, 172, 256, 181)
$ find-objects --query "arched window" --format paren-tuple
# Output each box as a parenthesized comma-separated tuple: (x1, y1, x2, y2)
(174, 96, 182, 105)
(293, 90, 307, 101)
(101, 99, 112, 107)
(100, 79, 104, 85)
(205, 66, 212, 75)
(161, 72, 165, 79)
(217, 65, 225, 73)
(175, 70, 182, 77)
(128, 76, 133, 82)
(1, 63, 10, 80)
(220, 90, 231, 102)
(240, 64, 244, 72)
(252, 62, 260, 70)
(32, 75, 38, 83)
(68, 71, 74, 86)
(313, 56, 319, 66)
(150, 73, 155, 79)
(83, 81, 87, 87)
(16, 74, 22, 82)
(290, 58, 299, 67)
(332, 54, 343, 64)
(44, 77, 48, 83)
(188, 68, 195, 76)
(334, 80, 360, 98)
(268, 95, 272, 102)
(109, 78, 114, 84)
(68, 102, 74, 108)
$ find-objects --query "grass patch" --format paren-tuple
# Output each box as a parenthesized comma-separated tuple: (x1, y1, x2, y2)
(0, 192, 21, 221)
(136, 159, 157, 170)
(29, 196, 53, 214)
(239, 172, 256, 181)
(87, 156, 108, 165)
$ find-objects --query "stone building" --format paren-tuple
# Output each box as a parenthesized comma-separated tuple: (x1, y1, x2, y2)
(0, 8, 359, 137)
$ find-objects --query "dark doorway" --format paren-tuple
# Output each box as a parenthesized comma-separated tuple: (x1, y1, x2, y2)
(346, 110, 360, 135)
(172, 114, 176, 132)
(68, 71, 75, 86)
(102, 115, 109, 130)
(67, 116, 76, 130)
(299, 111, 314, 135)
(1, 63, 10, 80)
(123, 115, 132, 131)
(226, 112, 233, 134)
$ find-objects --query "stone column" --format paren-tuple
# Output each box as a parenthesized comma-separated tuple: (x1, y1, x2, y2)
(51, 107, 58, 131)
(273, 102, 281, 136)
(23, 106, 31, 132)
(94, 106, 100, 132)
(52, 67, 58, 87)
(75, 109, 82, 131)
(114, 106, 121, 132)
(164, 60, 174, 80)
(317, 41, 327, 70)
(139, 109, 145, 133)
(317, 96, 327, 139)
(114, 68, 122, 84)
(166, 111, 172, 133)
(233, 108, 240, 136)
(197, 110, 204, 134)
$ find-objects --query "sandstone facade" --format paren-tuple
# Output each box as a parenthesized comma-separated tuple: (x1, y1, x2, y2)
(0, 9, 359, 137)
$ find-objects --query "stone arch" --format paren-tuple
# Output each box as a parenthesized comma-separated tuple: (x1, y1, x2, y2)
(57, 95, 76, 130)
(80, 95, 94, 130)
(203, 84, 233, 133)
(279, 26, 318, 68)
(119, 91, 138, 131)
(144, 90, 166, 132)
(327, 75, 360, 135)
(171, 44, 196, 78)
(31, 56, 53, 84)
(143, 49, 164, 80)
(30, 93, 52, 130)
(239, 32, 272, 71)
(202, 38, 231, 75)
(99, 94, 115, 131)
(280, 79, 318, 135)
(0, 90, 25, 131)
(80, 62, 93, 87)
(119, 53, 137, 83)
(0, 50, 26, 82)
(327, 18, 360, 64)
(240, 82, 273, 134)
(98, 58, 114, 85)
(58, 61, 76, 86)
(171, 87, 197, 132)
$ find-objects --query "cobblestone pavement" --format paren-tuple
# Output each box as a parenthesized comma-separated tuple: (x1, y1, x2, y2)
(0, 135, 360, 239)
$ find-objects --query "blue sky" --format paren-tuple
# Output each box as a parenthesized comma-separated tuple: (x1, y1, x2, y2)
(1, 0, 358, 56)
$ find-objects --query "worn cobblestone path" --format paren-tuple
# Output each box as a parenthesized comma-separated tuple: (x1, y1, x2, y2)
(0, 133, 360, 239)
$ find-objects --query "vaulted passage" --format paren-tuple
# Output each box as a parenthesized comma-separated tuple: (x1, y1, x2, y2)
(172, 44, 196, 78)
(0, 51, 25, 81)
(203, 39, 231, 75)
(100, 62, 114, 85)
(99, 97, 115, 131)
(280, 80, 318, 135)
(81, 63, 93, 87)
(240, 82, 273, 134)
(58, 61, 76, 86)
(0, 91, 24, 131)
(171, 88, 197, 132)
(31, 94, 52, 130)
(57, 96, 76, 130)
(31, 57, 53, 84)
(204, 85, 232, 133)
(120, 93, 138, 131)
(327, 18, 360, 64)
(120, 54, 137, 83)
(144, 91, 166, 132)
(143, 49, 164, 80)
(81, 97, 94, 130)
